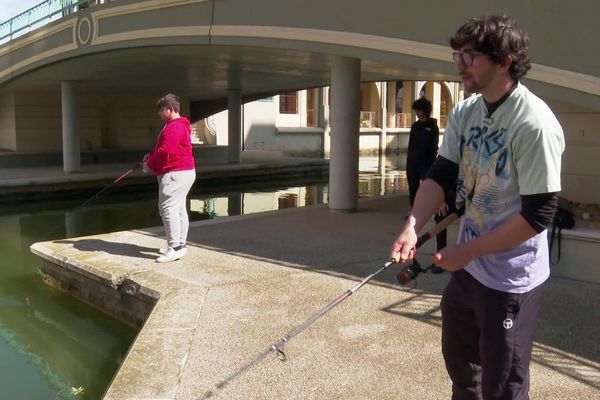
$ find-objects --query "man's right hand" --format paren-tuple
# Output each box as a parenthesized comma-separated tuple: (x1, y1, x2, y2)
(142, 154, 150, 173)
(436, 201, 450, 217)
(389, 223, 418, 263)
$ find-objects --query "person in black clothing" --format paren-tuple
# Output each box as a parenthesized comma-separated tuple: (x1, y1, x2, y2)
(406, 97, 439, 208)
(406, 97, 445, 273)
(430, 189, 457, 273)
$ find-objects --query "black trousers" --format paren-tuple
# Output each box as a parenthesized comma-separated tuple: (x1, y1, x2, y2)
(406, 160, 433, 207)
(441, 270, 544, 400)
(433, 202, 456, 252)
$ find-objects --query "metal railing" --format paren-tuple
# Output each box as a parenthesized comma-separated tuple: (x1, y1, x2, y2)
(0, 0, 92, 43)
(359, 111, 377, 128)
(387, 112, 412, 128)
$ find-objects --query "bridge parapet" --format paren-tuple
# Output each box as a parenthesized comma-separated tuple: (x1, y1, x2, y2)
(0, 0, 90, 43)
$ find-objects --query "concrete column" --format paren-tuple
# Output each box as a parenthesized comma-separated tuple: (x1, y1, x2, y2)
(61, 81, 81, 173)
(228, 193, 242, 216)
(379, 81, 387, 155)
(329, 55, 360, 213)
(386, 81, 396, 128)
(227, 89, 242, 164)
(425, 81, 442, 123)
(455, 82, 465, 103)
(65, 210, 83, 238)
(321, 87, 331, 157)
(402, 81, 414, 126)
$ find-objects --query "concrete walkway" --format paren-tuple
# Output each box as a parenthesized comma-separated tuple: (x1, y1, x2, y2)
(30, 195, 600, 400)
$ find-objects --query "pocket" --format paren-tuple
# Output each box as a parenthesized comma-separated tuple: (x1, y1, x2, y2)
(160, 173, 177, 196)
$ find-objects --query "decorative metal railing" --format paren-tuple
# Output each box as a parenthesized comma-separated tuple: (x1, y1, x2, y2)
(0, 0, 91, 42)
(386, 112, 412, 128)
(359, 111, 376, 128)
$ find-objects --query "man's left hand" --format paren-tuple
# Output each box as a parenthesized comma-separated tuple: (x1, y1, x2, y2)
(432, 243, 476, 271)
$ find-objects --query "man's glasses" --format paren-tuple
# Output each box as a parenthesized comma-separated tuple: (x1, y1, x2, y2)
(452, 51, 485, 67)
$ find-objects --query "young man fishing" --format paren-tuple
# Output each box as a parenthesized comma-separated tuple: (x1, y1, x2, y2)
(390, 14, 564, 399)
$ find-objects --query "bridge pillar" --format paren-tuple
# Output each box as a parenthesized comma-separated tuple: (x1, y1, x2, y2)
(380, 81, 388, 155)
(227, 89, 242, 164)
(61, 81, 81, 173)
(424, 81, 442, 124)
(320, 87, 331, 156)
(329, 55, 360, 213)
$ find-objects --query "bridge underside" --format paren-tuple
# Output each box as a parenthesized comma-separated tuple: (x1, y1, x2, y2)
(1, 0, 599, 204)
(1, 44, 457, 122)
(1, 43, 455, 99)
(1, 0, 597, 110)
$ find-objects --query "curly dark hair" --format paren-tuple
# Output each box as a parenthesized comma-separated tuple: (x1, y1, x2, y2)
(156, 93, 181, 113)
(450, 14, 531, 81)
(412, 97, 433, 117)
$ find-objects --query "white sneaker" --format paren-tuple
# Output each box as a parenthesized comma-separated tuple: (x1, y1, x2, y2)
(158, 245, 186, 255)
(156, 246, 188, 263)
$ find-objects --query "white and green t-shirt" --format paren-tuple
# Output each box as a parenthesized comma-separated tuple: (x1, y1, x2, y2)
(439, 83, 565, 293)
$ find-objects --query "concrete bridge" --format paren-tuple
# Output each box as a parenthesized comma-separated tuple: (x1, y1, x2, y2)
(1, 0, 600, 205)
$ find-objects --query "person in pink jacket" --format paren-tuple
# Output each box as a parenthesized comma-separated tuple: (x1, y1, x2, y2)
(143, 93, 196, 262)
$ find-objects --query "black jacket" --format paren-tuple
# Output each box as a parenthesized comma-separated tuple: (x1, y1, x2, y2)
(407, 118, 439, 165)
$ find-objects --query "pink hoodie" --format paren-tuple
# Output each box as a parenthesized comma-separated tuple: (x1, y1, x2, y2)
(146, 117, 195, 176)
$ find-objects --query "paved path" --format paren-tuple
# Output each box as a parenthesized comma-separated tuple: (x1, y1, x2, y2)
(31, 195, 600, 400)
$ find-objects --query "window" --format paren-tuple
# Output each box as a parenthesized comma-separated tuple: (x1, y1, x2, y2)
(279, 91, 298, 114)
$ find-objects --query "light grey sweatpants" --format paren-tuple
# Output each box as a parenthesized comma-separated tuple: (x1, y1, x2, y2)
(158, 169, 196, 249)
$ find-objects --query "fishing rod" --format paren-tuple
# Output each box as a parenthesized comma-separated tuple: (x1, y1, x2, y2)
(201, 209, 462, 398)
(77, 162, 143, 208)
(39, 162, 143, 241)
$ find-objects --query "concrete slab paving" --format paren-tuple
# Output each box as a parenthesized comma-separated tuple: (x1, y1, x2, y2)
(30, 195, 600, 400)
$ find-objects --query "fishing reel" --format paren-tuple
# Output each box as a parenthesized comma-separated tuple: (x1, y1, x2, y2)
(396, 258, 445, 285)
(396, 259, 425, 285)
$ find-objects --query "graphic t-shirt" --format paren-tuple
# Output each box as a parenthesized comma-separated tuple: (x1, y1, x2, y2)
(439, 83, 564, 293)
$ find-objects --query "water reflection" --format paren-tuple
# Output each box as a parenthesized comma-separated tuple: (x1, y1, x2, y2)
(358, 153, 408, 197)
(190, 186, 328, 218)
(0, 154, 408, 399)
(188, 153, 408, 217)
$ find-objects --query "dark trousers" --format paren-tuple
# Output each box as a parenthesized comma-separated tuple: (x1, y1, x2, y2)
(441, 270, 544, 400)
(434, 203, 456, 251)
(406, 161, 432, 206)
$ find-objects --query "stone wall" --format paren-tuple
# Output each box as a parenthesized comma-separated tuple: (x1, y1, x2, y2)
(549, 99, 600, 204)
(8, 92, 184, 153)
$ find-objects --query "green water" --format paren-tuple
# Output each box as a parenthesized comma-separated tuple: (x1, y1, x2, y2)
(0, 207, 139, 400)
(0, 154, 407, 399)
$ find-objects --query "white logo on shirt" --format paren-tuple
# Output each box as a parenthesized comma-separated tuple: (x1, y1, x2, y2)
(503, 318, 514, 330)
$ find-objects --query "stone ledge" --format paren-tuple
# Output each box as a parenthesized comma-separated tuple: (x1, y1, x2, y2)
(30, 235, 211, 400)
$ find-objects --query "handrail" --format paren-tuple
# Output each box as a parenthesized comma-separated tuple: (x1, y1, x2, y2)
(0, 0, 90, 43)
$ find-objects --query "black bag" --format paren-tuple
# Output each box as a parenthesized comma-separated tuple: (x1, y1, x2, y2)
(549, 197, 575, 264)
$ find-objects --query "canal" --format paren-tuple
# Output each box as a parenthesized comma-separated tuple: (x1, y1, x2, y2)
(0, 154, 407, 399)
